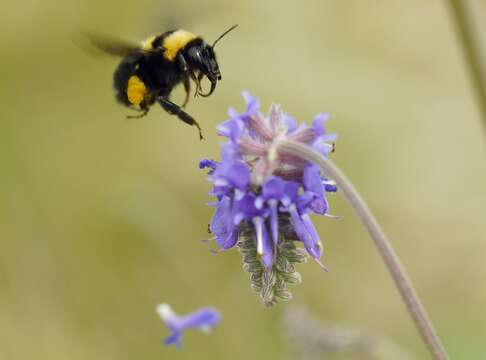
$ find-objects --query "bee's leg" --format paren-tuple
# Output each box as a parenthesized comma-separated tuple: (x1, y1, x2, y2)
(182, 76, 190, 108)
(158, 96, 204, 140)
(189, 71, 202, 98)
(176, 53, 202, 99)
(126, 104, 149, 119)
(196, 72, 205, 96)
(126, 110, 148, 119)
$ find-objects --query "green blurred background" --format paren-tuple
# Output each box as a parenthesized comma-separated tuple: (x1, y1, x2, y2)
(1, 0, 485, 359)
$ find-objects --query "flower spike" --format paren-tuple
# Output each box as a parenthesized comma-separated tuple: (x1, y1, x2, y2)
(201, 92, 337, 306)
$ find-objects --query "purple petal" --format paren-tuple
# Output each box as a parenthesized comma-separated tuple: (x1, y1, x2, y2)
(302, 165, 322, 195)
(289, 205, 311, 245)
(164, 331, 182, 347)
(215, 230, 237, 250)
(283, 113, 297, 133)
(323, 179, 338, 192)
(228, 107, 239, 118)
(311, 138, 334, 155)
(211, 197, 237, 249)
(262, 176, 286, 199)
(296, 191, 314, 210)
(322, 133, 337, 142)
(212, 161, 250, 190)
(268, 199, 279, 245)
(311, 113, 330, 137)
(242, 91, 260, 117)
(199, 159, 217, 170)
(253, 216, 274, 268)
(178, 307, 222, 330)
(302, 165, 329, 214)
(289, 206, 321, 260)
(220, 143, 239, 162)
(217, 117, 244, 141)
(199, 159, 218, 175)
(301, 213, 323, 260)
(309, 197, 329, 215)
(235, 193, 264, 219)
(209, 185, 231, 198)
(297, 191, 328, 215)
(281, 181, 300, 207)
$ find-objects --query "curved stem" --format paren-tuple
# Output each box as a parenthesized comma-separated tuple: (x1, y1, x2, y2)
(278, 139, 449, 360)
(447, 0, 486, 135)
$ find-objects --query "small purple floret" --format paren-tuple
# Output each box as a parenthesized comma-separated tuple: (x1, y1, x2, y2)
(156, 303, 221, 348)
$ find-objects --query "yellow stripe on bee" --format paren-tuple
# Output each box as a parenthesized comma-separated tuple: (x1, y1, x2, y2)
(141, 35, 156, 51)
(162, 30, 197, 61)
(126, 76, 146, 105)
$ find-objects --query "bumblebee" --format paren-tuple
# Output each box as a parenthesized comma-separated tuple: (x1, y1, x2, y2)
(86, 25, 238, 139)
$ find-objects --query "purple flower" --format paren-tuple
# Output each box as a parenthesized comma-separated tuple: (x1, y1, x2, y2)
(302, 165, 330, 215)
(201, 92, 337, 306)
(199, 159, 218, 174)
(156, 303, 221, 347)
(210, 196, 237, 249)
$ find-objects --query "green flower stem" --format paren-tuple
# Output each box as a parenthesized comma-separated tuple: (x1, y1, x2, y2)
(447, 0, 486, 134)
(278, 139, 449, 360)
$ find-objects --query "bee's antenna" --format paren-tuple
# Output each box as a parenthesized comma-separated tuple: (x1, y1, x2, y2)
(211, 24, 238, 48)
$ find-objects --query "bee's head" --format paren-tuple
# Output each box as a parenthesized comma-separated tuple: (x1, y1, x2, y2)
(186, 42, 221, 79)
(184, 41, 220, 97)
(183, 25, 237, 97)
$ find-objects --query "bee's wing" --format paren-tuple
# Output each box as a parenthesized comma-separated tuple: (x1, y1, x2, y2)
(79, 32, 147, 57)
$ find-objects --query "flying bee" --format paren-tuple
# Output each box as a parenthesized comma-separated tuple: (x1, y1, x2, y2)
(85, 25, 238, 139)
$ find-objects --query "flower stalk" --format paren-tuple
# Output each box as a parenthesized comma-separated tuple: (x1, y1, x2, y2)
(278, 139, 449, 360)
(447, 0, 486, 135)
